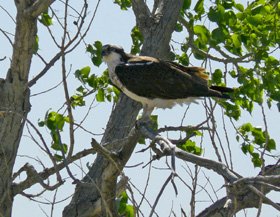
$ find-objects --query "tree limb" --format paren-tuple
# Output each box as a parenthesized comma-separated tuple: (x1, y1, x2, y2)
(138, 124, 239, 183)
(12, 147, 96, 196)
(24, 0, 55, 17)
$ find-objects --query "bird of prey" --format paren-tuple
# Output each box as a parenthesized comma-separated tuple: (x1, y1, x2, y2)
(101, 44, 233, 121)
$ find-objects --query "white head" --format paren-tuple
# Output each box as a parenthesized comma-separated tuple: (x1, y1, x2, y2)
(101, 44, 128, 67)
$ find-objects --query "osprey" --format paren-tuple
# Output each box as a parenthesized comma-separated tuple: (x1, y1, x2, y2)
(101, 44, 233, 120)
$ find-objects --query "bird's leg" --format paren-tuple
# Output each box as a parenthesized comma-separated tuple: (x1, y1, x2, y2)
(141, 104, 154, 122)
(135, 104, 154, 129)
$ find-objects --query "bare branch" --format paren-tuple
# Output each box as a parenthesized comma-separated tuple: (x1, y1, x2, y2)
(138, 124, 239, 183)
(148, 173, 173, 217)
(0, 56, 6, 62)
(12, 147, 96, 195)
(0, 5, 16, 23)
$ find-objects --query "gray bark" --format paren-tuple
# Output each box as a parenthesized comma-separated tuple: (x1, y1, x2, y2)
(63, 1, 184, 216)
(0, 1, 53, 216)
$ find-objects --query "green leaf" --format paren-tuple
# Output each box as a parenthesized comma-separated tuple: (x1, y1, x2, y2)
(225, 33, 242, 55)
(267, 138, 276, 151)
(39, 13, 53, 26)
(252, 128, 265, 145)
(235, 3, 244, 12)
(247, 14, 263, 26)
(130, 26, 143, 54)
(80, 66, 90, 79)
(33, 35, 39, 54)
(70, 95, 85, 108)
(231, 33, 241, 49)
(222, 0, 234, 9)
(182, 0, 192, 10)
(240, 123, 253, 133)
(175, 22, 183, 32)
(54, 154, 63, 162)
(75, 66, 91, 83)
(51, 142, 68, 153)
(87, 74, 98, 89)
(46, 111, 66, 131)
(248, 144, 254, 154)
(150, 115, 158, 131)
(38, 120, 45, 127)
(118, 191, 135, 217)
(96, 88, 105, 102)
(251, 153, 262, 167)
(177, 53, 189, 66)
(180, 140, 202, 155)
(87, 41, 103, 67)
(114, 0, 131, 10)
(211, 27, 229, 44)
(212, 69, 223, 85)
(241, 143, 248, 154)
(194, 25, 210, 44)
(124, 205, 135, 217)
(194, 0, 205, 17)
(138, 136, 146, 145)
(224, 11, 237, 27)
(208, 5, 225, 23)
(220, 101, 241, 120)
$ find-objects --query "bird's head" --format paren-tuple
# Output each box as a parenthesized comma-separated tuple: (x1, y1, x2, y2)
(101, 44, 128, 65)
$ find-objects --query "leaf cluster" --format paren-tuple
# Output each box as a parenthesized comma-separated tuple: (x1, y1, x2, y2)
(38, 111, 69, 161)
(178, 130, 203, 155)
(117, 191, 135, 217)
(238, 123, 276, 167)
(71, 41, 120, 108)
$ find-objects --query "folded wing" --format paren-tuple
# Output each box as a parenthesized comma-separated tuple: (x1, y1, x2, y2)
(115, 58, 225, 99)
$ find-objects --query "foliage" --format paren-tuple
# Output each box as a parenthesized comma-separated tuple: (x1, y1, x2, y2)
(117, 191, 135, 217)
(178, 129, 203, 155)
(114, 0, 132, 10)
(38, 111, 69, 161)
(39, 12, 53, 26)
(71, 41, 120, 108)
(130, 26, 143, 54)
(238, 122, 276, 167)
(176, 0, 280, 166)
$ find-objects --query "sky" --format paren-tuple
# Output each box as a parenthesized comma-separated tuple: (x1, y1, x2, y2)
(0, 0, 279, 217)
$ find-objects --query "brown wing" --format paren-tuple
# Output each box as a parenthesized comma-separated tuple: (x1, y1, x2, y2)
(115, 57, 220, 99)
(165, 61, 209, 80)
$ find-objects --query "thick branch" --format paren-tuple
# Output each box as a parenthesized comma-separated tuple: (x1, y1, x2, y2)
(131, 0, 151, 28)
(138, 124, 239, 183)
(25, 0, 55, 17)
(198, 165, 280, 217)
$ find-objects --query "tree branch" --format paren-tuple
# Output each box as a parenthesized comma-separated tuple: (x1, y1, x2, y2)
(12, 147, 96, 196)
(138, 124, 239, 183)
(131, 0, 151, 28)
(25, 0, 55, 17)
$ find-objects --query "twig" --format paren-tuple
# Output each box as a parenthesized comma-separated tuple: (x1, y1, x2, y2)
(0, 56, 6, 61)
(148, 173, 173, 217)
(56, 126, 79, 183)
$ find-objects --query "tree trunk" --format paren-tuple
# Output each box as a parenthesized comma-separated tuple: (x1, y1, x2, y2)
(0, 1, 52, 216)
(63, 1, 184, 216)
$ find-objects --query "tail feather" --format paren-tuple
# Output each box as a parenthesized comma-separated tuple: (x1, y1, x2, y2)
(210, 85, 234, 99)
